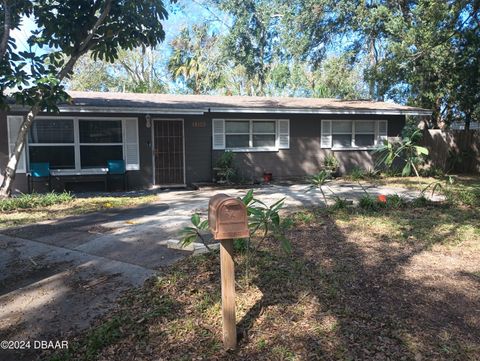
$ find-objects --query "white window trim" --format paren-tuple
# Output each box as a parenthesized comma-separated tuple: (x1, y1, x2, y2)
(330, 119, 386, 150)
(224, 119, 282, 152)
(27, 116, 138, 175)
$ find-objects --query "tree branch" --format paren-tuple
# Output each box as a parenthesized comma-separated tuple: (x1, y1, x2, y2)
(0, 0, 11, 59)
(57, 0, 113, 81)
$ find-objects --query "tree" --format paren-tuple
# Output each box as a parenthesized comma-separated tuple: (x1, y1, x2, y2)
(0, 0, 33, 108)
(0, 0, 169, 198)
(213, 0, 287, 96)
(69, 46, 169, 93)
(168, 25, 224, 94)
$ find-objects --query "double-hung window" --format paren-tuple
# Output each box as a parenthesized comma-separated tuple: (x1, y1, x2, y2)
(225, 120, 276, 149)
(214, 119, 289, 151)
(322, 119, 387, 149)
(28, 118, 76, 169)
(25, 117, 139, 172)
(79, 120, 123, 168)
(354, 120, 376, 147)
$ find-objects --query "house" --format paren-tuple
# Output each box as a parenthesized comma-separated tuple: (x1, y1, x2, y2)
(0, 91, 431, 193)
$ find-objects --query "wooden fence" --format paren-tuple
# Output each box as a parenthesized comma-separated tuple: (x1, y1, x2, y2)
(421, 129, 480, 174)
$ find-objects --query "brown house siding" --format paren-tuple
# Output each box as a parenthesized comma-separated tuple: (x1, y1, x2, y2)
(211, 113, 405, 182)
(1, 111, 405, 193)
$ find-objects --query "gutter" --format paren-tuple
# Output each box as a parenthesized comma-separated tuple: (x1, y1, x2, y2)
(9, 104, 432, 117)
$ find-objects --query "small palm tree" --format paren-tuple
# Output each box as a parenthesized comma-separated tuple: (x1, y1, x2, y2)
(307, 170, 332, 205)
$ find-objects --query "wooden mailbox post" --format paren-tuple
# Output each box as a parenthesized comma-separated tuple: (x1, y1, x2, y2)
(208, 194, 249, 350)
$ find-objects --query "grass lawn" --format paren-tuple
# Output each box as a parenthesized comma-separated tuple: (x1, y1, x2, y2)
(0, 193, 159, 229)
(47, 200, 480, 361)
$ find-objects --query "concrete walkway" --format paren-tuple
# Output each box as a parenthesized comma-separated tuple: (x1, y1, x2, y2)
(0, 181, 426, 360)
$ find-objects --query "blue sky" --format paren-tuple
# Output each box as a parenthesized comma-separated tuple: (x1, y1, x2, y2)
(11, 1, 228, 53)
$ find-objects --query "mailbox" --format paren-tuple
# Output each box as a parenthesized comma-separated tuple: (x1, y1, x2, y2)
(208, 194, 249, 240)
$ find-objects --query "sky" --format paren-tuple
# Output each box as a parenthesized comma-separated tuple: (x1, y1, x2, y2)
(11, 1, 228, 54)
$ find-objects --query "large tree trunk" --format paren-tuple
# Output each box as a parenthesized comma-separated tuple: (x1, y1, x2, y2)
(0, 105, 40, 198)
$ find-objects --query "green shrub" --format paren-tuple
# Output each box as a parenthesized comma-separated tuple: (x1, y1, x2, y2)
(331, 197, 349, 210)
(323, 154, 339, 172)
(358, 194, 407, 211)
(385, 194, 407, 209)
(214, 151, 236, 184)
(0, 192, 74, 212)
(359, 194, 378, 211)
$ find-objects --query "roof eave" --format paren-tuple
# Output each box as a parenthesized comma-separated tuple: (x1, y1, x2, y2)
(208, 107, 432, 116)
(9, 104, 432, 116)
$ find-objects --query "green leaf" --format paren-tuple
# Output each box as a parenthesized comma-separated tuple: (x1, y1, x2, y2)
(242, 189, 254, 205)
(199, 220, 209, 230)
(191, 213, 200, 227)
(402, 162, 412, 177)
(414, 146, 429, 156)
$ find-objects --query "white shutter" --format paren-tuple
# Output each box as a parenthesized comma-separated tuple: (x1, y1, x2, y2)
(321, 120, 332, 149)
(123, 118, 139, 170)
(377, 120, 388, 145)
(7, 116, 26, 173)
(212, 119, 225, 150)
(277, 119, 290, 149)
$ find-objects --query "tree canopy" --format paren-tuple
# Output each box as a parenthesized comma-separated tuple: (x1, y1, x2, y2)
(0, 0, 169, 197)
(66, 0, 479, 129)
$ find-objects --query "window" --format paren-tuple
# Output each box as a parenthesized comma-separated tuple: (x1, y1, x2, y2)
(252, 121, 276, 147)
(28, 119, 75, 169)
(79, 120, 122, 143)
(355, 120, 375, 147)
(26, 117, 139, 172)
(332, 120, 353, 148)
(225, 120, 277, 150)
(79, 120, 123, 168)
(323, 119, 387, 149)
(225, 121, 250, 148)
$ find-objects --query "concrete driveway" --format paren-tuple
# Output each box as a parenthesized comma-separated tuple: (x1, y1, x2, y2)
(0, 181, 424, 360)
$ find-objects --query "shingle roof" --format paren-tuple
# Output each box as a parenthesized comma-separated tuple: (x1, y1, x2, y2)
(63, 91, 431, 115)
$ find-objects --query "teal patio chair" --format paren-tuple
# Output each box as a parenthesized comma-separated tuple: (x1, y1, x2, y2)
(28, 162, 51, 193)
(107, 160, 128, 191)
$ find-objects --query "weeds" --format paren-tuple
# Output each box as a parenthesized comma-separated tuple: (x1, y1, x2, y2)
(0, 192, 74, 212)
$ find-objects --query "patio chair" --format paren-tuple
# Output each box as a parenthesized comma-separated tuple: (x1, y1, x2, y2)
(28, 162, 51, 193)
(107, 160, 128, 191)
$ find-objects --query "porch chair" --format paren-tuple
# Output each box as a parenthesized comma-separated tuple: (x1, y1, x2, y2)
(107, 160, 128, 191)
(28, 162, 51, 193)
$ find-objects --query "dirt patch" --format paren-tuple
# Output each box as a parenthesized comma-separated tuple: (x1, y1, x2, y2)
(43, 204, 480, 361)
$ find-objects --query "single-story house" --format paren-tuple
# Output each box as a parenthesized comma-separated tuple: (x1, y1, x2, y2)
(0, 91, 431, 193)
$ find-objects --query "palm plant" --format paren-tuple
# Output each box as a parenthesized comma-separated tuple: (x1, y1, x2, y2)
(374, 129, 429, 177)
(307, 170, 332, 205)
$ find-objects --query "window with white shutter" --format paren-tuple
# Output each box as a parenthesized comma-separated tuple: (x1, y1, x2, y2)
(212, 119, 225, 150)
(322, 119, 387, 149)
(321, 120, 332, 149)
(123, 118, 139, 170)
(278, 119, 290, 149)
(7, 116, 26, 173)
(214, 119, 288, 151)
